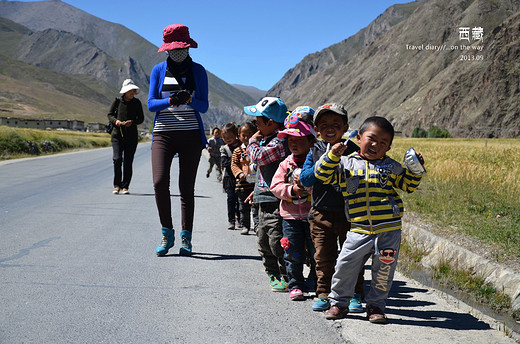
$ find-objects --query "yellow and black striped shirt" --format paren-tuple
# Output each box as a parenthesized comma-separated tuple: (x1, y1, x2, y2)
(315, 150, 422, 235)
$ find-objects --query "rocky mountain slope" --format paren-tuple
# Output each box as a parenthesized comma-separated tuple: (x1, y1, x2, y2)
(0, 0, 254, 128)
(269, 0, 519, 138)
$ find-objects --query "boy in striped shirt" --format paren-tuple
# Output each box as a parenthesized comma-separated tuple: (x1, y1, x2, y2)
(315, 116, 425, 323)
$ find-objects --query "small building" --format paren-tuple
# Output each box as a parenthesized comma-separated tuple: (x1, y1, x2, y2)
(0, 117, 84, 131)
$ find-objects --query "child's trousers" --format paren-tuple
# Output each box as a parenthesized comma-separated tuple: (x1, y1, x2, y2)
(329, 230, 401, 312)
(282, 219, 316, 290)
(257, 201, 287, 281)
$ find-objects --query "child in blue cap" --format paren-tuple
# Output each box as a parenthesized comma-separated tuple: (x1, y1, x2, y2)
(244, 97, 291, 292)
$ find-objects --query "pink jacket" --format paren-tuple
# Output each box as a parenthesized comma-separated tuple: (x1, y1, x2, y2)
(270, 154, 312, 220)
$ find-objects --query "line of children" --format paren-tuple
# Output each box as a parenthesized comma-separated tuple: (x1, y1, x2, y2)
(220, 122, 241, 230)
(206, 127, 223, 181)
(234, 97, 426, 324)
(270, 107, 318, 301)
(231, 121, 259, 235)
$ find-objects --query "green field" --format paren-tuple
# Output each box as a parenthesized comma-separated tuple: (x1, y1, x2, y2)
(388, 138, 520, 259)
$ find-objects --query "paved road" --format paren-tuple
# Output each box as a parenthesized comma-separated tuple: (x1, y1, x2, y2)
(0, 142, 516, 343)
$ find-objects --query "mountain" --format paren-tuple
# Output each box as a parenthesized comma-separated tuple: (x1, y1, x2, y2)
(231, 84, 266, 102)
(0, 0, 254, 128)
(269, 0, 520, 138)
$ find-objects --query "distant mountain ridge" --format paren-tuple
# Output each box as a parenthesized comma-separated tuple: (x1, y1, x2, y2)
(0, 0, 255, 128)
(269, 0, 519, 138)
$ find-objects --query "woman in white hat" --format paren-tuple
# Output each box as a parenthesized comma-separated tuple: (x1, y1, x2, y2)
(107, 78, 144, 194)
(148, 24, 209, 257)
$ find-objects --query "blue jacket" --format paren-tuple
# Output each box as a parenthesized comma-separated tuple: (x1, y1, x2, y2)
(300, 139, 358, 211)
(147, 60, 209, 147)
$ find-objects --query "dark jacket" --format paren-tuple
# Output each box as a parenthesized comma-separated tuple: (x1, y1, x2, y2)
(107, 96, 144, 143)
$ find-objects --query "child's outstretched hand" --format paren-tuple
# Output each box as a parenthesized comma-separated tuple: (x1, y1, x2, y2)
(331, 142, 347, 156)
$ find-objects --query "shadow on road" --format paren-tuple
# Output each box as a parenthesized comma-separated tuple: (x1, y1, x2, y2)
(161, 252, 262, 261)
(382, 280, 493, 330)
(126, 193, 211, 198)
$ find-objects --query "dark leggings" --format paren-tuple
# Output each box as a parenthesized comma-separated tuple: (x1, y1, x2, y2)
(151, 130, 203, 232)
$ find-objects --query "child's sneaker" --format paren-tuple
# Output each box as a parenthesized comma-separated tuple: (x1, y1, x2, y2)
(269, 275, 288, 292)
(312, 298, 330, 311)
(289, 288, 304, 301)
(269, 275, 281, 290)
(349, 293, 363, 313)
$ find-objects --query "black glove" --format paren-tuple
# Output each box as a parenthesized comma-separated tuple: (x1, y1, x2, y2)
(169, 90, 191, 106)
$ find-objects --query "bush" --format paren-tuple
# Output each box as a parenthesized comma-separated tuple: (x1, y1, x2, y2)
(412, 127, 428, 138)
(428, 126, 452, 138)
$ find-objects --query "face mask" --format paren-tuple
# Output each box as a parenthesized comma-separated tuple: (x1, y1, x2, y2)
(168, 49, 189, 62)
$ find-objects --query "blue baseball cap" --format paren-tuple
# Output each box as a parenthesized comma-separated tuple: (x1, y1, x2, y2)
(244, 97, 288, 124)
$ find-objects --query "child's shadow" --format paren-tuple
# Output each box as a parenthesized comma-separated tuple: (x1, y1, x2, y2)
(358, 276, 493, 331)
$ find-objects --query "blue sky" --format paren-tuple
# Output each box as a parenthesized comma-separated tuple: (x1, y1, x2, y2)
(24, 0, 413, 90)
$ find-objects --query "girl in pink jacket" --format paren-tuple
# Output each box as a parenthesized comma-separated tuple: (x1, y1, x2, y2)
(270, 107, 317, 301)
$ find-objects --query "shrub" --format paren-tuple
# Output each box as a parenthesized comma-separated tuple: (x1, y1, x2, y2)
(428, 126, 452, 138)
(412, 127, 428, 138)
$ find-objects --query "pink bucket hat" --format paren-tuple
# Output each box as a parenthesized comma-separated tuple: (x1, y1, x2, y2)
(277, 112, 316, 139)
(158, 24, 198, 53)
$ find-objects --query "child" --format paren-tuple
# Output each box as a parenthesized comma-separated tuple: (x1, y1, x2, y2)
(244, 97, 290, 292)
(206, 127, 224, 181)
(299, 103, 365, 312)
(231, 121, 258, 235)
(220, 122, 241, 230)
(315, 116, 425, 323)
(270, 108, 317, 301)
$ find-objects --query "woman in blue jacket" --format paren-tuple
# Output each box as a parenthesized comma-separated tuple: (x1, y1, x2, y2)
(148, 24, 209, 257)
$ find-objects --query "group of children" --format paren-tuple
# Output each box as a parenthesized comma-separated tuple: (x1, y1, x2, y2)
(207, 96, 425, 324)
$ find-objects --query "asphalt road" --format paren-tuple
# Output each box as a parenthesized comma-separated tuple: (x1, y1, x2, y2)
(0, 142, 516, 344)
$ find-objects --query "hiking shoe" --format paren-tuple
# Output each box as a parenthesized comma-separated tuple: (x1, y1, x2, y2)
(312, 298, 330, 311)
(367, 306, 387, 324)
(289, 288, 304, 301)
(240, 227, 249, 235)
(227, 222, 235, 230)
(122, 188, 129, 194)
(349, 293, 363, 313)
(325, 305, 348, 320)
(155, 227, 174, 256)
(113, 187, 120, 194)
(179, 230, 192, 256)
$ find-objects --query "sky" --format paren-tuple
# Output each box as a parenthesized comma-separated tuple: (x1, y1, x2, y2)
(19, 0, 413, 91)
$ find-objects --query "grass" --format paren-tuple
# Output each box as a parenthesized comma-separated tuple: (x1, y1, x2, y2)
(431, 260, 513, 316)
(0, 126, 114, 159)
(388, 138, 520, 259)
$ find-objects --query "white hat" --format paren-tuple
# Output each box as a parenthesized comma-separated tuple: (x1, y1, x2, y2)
(119, 79, 140, 94)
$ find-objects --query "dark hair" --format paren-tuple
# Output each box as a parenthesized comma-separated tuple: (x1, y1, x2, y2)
(316, 110, 348, 125)
(359, 116, 395, 143)
(258, 116, 283, 128)
(212, 127, 220, 133)
(240, 121, 257, 133)
(222, 122, 239, 136)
